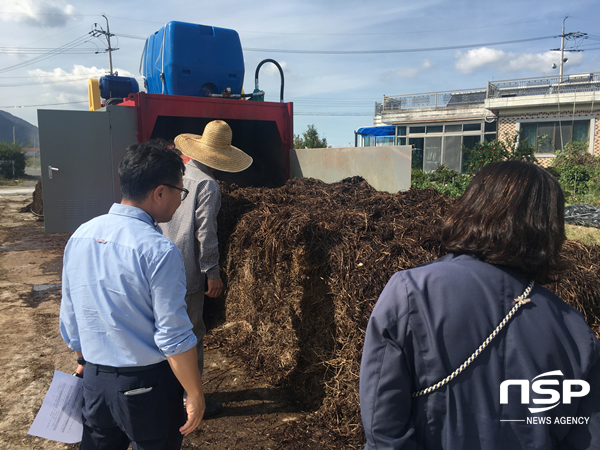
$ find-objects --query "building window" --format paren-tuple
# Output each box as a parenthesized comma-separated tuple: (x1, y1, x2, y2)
(445, 124, 462, 133)
(463, 123, 481, 131)
(519, 120, 589, 154)
(363, 136, 374, 147)
(426, 125, 443, 133)
(424, 136, 442, 171)
(402, 121, 490, 172)
(484, 121, 497, 132)
(376, 136, 395, 146)
(462, 135, 481, 150)
(484, 120, 497, 142)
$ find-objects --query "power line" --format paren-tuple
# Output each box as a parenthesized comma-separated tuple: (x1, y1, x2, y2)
(16, 19, 97, 48)
(0, 101, 87, 108)
(0, 33, 94, 74)
(112, 33, 558, 54)
(0, 74, 102, 79)
(0, 48, 96, 55)
(103, 15, 587, 37)
(0, 77, 94, 87)
(113, 33, 147, 41)
(294, 112, 373, 116)
(243, 35, 557, 54)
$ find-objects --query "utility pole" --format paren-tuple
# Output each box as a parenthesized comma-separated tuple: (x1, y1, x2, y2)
(550, 16, 586, 83)
(92, 15, 118, 76)
(560, 16, 567, 82)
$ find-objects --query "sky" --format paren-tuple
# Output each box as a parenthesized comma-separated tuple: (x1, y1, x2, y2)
(1, 0, 600, 148)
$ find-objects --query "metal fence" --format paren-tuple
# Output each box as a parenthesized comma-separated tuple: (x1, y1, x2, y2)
(375, 102, 383, 116)
(382, 88, 487, 111)
(380, 72, 600, 113)
(487, 72, 600, 98)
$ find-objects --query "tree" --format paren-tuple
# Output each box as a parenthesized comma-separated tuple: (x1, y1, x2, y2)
(0, 141, 26, 179)
(294, 124, 329, 149)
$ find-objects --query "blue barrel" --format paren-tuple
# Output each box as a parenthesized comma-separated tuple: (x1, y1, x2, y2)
(98, 76, 139, 99)
(142, 21, 245, 97)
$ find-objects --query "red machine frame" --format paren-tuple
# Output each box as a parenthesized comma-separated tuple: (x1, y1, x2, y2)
(119, 92, 294, 179)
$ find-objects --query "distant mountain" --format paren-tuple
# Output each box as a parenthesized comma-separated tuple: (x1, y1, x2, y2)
(0, 111, 39, 147)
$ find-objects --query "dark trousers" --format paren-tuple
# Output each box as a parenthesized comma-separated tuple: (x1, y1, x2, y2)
(80, 361, 185, 450)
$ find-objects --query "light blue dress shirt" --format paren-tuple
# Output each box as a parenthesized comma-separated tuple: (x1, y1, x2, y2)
(60, 203, 197, 367)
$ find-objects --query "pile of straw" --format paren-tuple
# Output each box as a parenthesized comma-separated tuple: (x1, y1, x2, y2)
(211, 177, 600, 446)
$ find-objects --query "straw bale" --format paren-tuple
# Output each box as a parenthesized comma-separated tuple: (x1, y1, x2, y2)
(31, 178, 43, 216)
(211, 177, 600, 446)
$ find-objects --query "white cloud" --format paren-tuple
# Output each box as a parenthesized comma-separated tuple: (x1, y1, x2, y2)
(381, 59, 434, 81)
(396, 68, 419, 79)
(454, 47, 584, 74)
(261, 60, 287, 76)
(1, 1, 80, 28)
(27, 65, 140, 102)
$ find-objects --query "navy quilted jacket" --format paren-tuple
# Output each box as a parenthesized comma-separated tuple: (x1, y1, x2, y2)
(360, 254, 600, 449)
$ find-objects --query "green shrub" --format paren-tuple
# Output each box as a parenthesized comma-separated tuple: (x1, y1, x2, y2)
(430, 164, 460, 184)
(551, 140, 600, 204)
(411, 166, 472, 197)
(553, 140, 596, 167)
(462, 131, 536, 174)
(545, 166, 561, 179)
(0, 141, 26, 179)
(411, 169, 428, 189)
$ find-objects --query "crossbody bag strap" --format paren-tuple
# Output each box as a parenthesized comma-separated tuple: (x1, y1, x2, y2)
(412, 280, 535, 398)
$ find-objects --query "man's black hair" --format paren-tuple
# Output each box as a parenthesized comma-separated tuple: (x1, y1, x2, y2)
(118, 139, 185, 202)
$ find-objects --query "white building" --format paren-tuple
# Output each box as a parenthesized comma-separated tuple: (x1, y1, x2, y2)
(360, 72, 600, 172)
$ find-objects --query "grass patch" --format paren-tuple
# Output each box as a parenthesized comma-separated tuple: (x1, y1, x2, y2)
(26, 156, 40, 169)
(566, 224, 600, 246)
(0, 178, 25, 186)
(0, 174, 38, 186)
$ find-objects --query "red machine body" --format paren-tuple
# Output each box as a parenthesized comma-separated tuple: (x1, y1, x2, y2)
(119, 92, 294, 187)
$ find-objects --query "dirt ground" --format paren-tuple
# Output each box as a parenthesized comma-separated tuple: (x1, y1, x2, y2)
(0, 192, 325, 450)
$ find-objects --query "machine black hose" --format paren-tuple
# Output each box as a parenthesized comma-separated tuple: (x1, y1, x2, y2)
(255, 59, 284, 102)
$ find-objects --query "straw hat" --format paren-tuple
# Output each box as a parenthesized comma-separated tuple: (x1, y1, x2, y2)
(174, 120, 253, 173)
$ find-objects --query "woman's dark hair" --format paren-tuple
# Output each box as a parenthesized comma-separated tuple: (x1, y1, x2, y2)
(441, 161, 566, 283)
(118, 138, 184, 202)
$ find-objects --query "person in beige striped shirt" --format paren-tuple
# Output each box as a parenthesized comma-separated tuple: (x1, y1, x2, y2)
(161, 120, 252, 417)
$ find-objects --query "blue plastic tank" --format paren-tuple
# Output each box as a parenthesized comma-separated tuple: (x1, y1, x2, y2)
(98, 76, 139, 99)
(142, 21, 245, 97)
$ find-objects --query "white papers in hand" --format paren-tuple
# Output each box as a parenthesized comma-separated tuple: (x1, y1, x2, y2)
(28, 370, 83, 444)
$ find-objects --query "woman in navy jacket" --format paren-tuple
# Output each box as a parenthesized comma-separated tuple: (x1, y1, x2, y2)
(360, 161, 600, 449)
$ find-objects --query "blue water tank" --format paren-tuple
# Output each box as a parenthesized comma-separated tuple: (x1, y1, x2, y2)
(142, 21, 245, 97)
(98, 76, 139, 100)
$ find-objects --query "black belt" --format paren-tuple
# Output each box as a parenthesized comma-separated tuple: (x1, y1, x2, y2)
(87, 360, 167, 374)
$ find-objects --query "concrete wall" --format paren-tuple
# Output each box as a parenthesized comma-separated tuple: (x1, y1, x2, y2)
(290, 145, 412, 193)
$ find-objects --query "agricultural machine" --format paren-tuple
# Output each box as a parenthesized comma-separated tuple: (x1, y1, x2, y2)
(38, 21, 293, 233)
(38, 21, 412, 234)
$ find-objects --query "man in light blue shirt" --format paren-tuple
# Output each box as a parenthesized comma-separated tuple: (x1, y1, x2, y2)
(60, 139, 205, 450)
